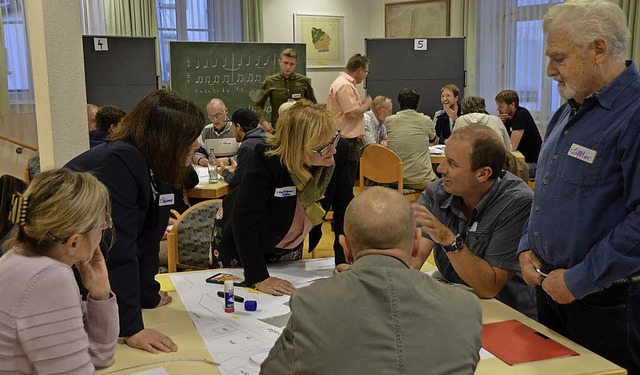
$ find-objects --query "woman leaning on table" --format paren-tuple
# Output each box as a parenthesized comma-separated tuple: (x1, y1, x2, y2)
(0, 168, 119, 373)
(213, 99, 339, 295)
(66, 89, 204, 353)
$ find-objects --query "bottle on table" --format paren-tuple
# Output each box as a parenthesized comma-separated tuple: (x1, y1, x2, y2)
(208, 147, 218, 183)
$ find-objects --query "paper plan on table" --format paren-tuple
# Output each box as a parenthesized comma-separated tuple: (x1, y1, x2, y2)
(170, 261, 332, 375)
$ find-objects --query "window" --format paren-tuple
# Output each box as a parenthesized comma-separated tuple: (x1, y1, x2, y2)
(156, 0, 243, 86)
(476, 0, 563, 132)
(2, 0, 34, 108)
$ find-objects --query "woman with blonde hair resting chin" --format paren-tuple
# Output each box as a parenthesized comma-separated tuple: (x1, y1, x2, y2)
(0, 168, 118, 373)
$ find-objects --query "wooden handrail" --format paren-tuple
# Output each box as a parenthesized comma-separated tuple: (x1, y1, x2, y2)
(0, 134, 37, 152)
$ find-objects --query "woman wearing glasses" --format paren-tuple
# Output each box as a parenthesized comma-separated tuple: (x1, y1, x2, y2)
(0, 169, 118, 373)
(66, 90, 204, 354)
(214, 100, 342, 295)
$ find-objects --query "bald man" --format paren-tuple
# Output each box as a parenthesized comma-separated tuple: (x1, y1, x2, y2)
(194, 98, 236, 166)
(261, 187, 482, 375)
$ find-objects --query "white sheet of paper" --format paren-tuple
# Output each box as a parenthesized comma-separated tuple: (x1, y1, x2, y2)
(304, 258, 335, 271)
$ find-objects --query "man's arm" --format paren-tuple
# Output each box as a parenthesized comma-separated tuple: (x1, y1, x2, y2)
(344, 96, 373, 121)
(414, 203, 522, 298)
(255, 80, 272, 130)
(362, 113, 376, 146)
(510, 129, 524, 151)
(304, 77, 317, 103)
(193, 146, 208, 166)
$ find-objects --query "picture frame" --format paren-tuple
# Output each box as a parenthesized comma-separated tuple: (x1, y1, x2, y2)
(385, 0, 450, 38)
(293, 14, 345, 68)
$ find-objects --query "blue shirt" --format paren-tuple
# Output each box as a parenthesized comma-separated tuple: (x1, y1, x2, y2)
(518, 61, 640, 299)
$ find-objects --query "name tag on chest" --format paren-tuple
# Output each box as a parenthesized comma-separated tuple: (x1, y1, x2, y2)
(567, 143, 597, 164)
(274, 186, 296, 198)
(291, 93, 302, 99)
(159, 193, 175, 206)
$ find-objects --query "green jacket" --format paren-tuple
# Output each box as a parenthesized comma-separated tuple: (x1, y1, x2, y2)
(255, 72, 316, 128)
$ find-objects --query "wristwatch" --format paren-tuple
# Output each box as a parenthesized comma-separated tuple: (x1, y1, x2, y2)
(442, 233, 464, 253)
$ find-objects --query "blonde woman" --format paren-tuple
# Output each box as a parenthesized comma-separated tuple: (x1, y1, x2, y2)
(0, 168, 118, 373)
(213, 100, 341, 295)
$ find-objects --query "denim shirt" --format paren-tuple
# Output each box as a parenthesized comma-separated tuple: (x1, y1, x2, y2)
(518, 61, 640, 299)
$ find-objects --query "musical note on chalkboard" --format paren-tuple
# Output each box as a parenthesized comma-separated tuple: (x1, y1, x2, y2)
(170, 41, 306, 115)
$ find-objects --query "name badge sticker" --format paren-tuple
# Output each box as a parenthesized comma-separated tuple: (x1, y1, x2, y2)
(274, 186, 296, 198)
(159, 193, 175, 206)
(567, 143, 597, 164)
(291, 93, 302, 99)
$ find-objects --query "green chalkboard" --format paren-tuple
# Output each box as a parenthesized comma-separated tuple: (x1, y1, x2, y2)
(170, 41, 307, 117)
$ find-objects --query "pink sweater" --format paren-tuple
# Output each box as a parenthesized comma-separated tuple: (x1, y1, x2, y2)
(0, 248, 119, 374)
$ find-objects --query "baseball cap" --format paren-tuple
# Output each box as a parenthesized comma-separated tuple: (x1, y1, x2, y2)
(231, 108, 259, 129)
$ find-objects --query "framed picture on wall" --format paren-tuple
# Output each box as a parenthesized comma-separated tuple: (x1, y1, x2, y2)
(385, 0, 450, 38)
(293, 14, 345, 68)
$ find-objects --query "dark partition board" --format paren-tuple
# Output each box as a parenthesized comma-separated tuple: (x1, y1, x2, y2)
(83, 36, 158, 112)
(170, 42, 307, 115)
(365, 38, 465, 118)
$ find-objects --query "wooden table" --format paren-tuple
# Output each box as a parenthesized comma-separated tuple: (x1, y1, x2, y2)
(186, 166, 231, 199)
(186, 179, 230, 199)
(98, 267, 626, 375)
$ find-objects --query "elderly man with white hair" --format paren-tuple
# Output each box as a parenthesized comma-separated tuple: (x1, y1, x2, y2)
(517, 1, 640, 372)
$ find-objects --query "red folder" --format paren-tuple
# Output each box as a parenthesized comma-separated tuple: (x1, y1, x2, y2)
(482, 319, 579, 365)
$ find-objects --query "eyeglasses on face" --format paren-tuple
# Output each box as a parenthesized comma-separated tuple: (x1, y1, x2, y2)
(313, 130, 341, 157)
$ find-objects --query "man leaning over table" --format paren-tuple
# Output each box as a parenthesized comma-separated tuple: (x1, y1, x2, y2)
(412, 125, 537, 319)
(517, 1, 640, 372)
(261, 187, 482, 375)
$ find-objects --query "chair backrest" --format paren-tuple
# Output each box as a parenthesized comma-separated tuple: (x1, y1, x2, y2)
(167, 199, 222, 273)
(359, 144, 404, 192)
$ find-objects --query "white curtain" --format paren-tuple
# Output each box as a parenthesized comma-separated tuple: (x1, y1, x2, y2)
(81, 0, 107, 35)
(475, 0, 563, 135)
(2, 0, 34, 114)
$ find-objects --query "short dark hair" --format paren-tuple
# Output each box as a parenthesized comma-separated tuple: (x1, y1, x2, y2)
(95, 105, 126, 132)
(451, 125, 505, 181)
(110, 90, 205, 186)
(346, 54, 369, 72)
(397, 88, 420, 110)
(495, 90, 519, 107)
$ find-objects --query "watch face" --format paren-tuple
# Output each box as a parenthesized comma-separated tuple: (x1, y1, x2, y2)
(454, 235, 464, 249)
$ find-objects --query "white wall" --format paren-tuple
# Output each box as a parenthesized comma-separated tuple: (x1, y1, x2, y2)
(263, 0, 469, 104)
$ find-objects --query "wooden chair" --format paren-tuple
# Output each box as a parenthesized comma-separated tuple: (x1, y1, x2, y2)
(167, 199, 222, 273)
(359, 144, 422, 202)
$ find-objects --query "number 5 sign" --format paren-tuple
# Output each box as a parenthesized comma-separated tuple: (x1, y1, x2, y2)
(414, 39, 428, 51)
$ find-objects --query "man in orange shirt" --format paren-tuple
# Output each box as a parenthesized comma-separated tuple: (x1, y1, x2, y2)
(327, 54, 372, 184)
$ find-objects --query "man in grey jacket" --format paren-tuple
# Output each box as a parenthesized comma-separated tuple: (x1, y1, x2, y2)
(261, 187, 482, 375)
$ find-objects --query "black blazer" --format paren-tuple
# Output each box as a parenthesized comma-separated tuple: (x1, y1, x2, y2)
(66, 141, 171, 337)
(222, 143, 298, 285)
(308, 137, 352, 264)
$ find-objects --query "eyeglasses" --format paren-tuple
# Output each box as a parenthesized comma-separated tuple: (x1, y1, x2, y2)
(362, 68, 369, 74)
(209, 109, 228, 119)
(313, 130, 341, 157)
